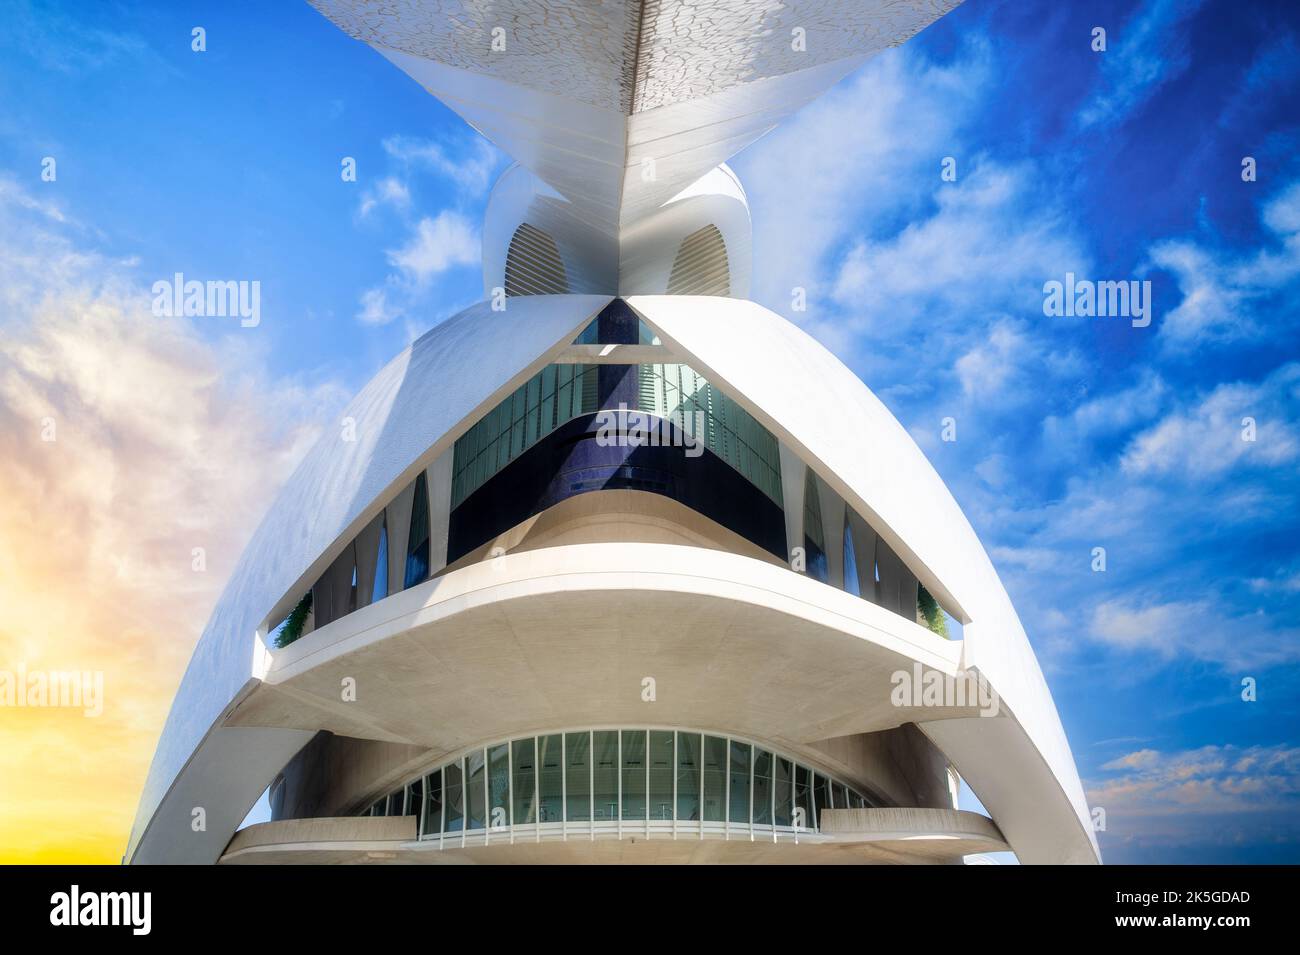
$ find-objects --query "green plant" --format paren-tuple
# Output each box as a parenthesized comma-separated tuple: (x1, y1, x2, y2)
(274, 591, 313, 649)
(916, 584, 948, 638)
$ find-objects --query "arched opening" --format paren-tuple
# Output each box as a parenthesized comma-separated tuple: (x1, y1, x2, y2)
(667, 224, 729, 296)
(504, 222, 568, 295)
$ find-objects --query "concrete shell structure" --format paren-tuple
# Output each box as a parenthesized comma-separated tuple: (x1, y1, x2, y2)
(127, 0, 1100, 865)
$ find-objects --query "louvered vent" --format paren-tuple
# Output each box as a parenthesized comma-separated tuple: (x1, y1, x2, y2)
(504, 222, 568, 295)
(667, 224, 730, 296)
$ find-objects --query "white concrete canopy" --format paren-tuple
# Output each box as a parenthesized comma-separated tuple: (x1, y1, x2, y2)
(218, 808, 1007, 864)
(309, 0, 963, 231)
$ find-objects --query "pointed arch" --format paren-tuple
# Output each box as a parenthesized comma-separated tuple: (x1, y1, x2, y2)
(505, 222, 568, 295)
(667, 224, 729, 296)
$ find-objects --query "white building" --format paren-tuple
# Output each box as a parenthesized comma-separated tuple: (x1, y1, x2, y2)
(127, 0, 1100, 865)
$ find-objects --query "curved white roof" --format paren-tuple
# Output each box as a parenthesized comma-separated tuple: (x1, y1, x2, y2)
(129, 294, 1098, 864)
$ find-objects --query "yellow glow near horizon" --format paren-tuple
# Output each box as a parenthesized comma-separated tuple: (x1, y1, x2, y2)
(0, 197, 332, 863)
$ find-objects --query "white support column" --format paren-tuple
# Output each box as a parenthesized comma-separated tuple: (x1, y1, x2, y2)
(354, 510, 384, 609)
(777, 444, 806, 570)
(425, 449, 454, 576)
(846, 509, 880, 605)
(815, 472, 846, 589)
(385, 479, 416, 596)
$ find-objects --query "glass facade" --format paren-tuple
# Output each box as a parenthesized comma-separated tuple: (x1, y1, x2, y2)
(450, 362, 599, 508)
(803, 476, 829, 584)
(404, 472, 430, 588)
(371, 520, 388, 603)
(638, 363, 782, 506)
(448, 359, 783, 513)
(366, 728, 879, 841)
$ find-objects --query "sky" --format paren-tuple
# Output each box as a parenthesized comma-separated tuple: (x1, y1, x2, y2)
(0, 0, 1296, 864)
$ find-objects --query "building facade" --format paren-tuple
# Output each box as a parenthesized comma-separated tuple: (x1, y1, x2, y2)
(127, 0, 1100, 865)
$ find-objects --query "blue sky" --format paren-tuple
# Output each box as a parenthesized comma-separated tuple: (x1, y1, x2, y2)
(1, 0, 1297, 863)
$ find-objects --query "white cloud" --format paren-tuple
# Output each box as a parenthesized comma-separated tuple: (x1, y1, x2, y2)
(385, 210, 477, 284)
(1041, 370, 1169, 455)
(1090, 744, 1300, 817)
(382, 134, 499, 195)
(357, 176, 410, 218)
(1077, 0, 1207, 129)
(1090, 597, 1300, 670)
(832, 161, 1087, 331)
(0, 175, 345, 860)
(1148, 179, 1300, 351)
(356, 286, 397, 326)
(738, 36, 994, 325)
(1120, 363, 1300, 479)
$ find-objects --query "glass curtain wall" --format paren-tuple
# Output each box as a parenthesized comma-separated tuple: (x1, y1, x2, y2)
(366, 728, 879, 840)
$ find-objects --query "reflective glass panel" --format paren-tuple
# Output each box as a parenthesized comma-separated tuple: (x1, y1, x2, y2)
(774, 757, 794, 826)
(488, 744, 510, 829)
(794, 765, 812, 831)
(371, 522, 388, 602)
(565, 732, 591, 822)
(404, 472, 431, 589)
(701, 735, 727, 822)
(728, 741, 751, 824)
(592, 731, 619, 821)
(423, 769, 442, 836)
(538, 735, 563, 823)
(406, 778, 424, 823)
(621, 730, 647, 821)
(512, 738, 536, 825)
(813, 773, 831, 830)
(676, 732, 701, 821)
(649, 731, 674, 821)
(466, 750, 486, 830)
(753, 750, 773, 825)
(444, 760, 464, 832)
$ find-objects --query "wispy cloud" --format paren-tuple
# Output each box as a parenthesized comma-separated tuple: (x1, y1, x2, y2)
(357, 176, 410, 219)
(1120, 363, 1300, 479)
(1088, 744, 1300, 861)
(1077, 0, 1207, 129)
(351, 133, 497, 326)
(1090, 598, 1300, 669)
(0, 175, 344, 862)
(382, 133, 500, 195)
(356, 210, 478, 326)
(386, 210, 477, 284)
(1148, 180, 1300, 351)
